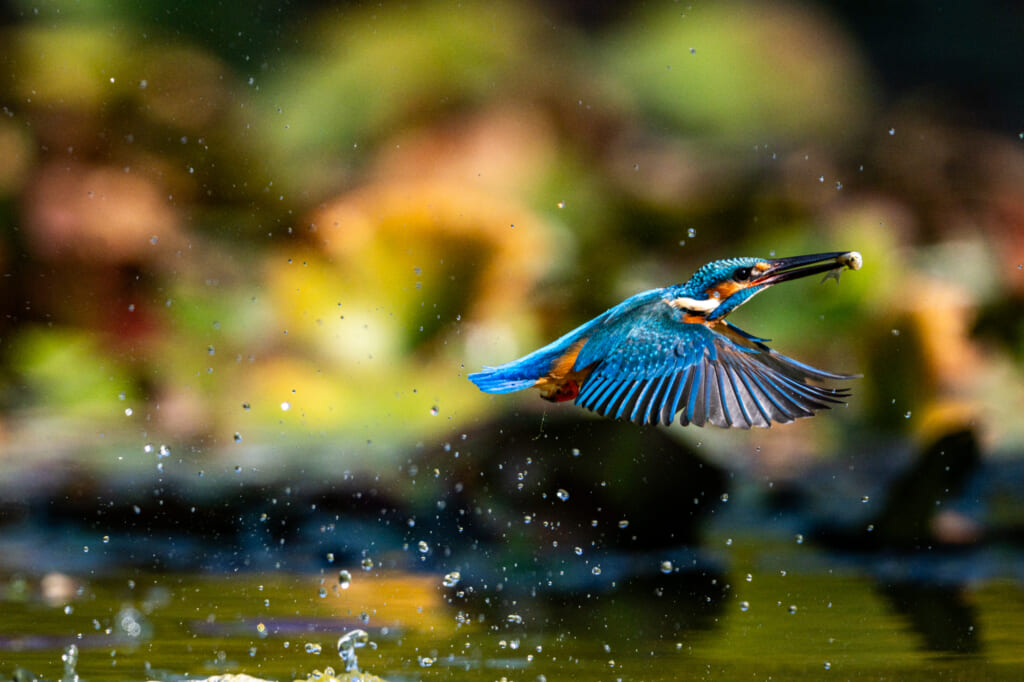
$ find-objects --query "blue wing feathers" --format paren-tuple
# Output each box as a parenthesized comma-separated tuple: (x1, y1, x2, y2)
(686, 362, 704, 425)
(666, 369, 688, 426)
(711, 364, 732, 427)
(576, 376, 605, 408)
(723, 365, 757, 428)
(614, 381, 643, 420)
(663, 368, 688, 421)
(629, 380, 656, 423)
(645, 375, 670, 425)
(735, 368, 774, 426)
(589, 378, 618, 411)
(744, 369, 797, 421)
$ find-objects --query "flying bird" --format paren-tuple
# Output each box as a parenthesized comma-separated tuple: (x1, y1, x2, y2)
(469, 251, 862, 428)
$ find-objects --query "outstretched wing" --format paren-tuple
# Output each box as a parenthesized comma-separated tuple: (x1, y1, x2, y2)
(573, 301, 855, 428)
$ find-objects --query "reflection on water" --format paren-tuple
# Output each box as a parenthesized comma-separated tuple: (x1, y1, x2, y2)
(2, 544, 1023, 681)
(2, 418, 1024, 679)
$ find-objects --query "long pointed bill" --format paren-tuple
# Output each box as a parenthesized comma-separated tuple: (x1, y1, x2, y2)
(754, 251, 862, 287)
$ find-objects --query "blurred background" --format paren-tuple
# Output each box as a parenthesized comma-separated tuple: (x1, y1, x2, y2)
(1, 0, 1024, 676)
(1, 0, 1021, 472)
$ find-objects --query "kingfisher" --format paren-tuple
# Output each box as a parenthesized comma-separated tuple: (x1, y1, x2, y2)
(469, 251, 862, 428)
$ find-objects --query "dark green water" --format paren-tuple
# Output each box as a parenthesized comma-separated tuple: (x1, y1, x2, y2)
(4, 537, 1023, 681)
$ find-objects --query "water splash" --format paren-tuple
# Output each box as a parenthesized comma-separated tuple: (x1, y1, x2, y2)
(61, 643, 79, 682)
(337, 629, 369, 673)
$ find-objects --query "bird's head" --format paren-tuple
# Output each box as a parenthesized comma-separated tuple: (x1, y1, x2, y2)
(672, 251, 862, 321)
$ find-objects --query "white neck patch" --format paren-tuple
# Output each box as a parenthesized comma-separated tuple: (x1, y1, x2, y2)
(665, 296, 721, 313)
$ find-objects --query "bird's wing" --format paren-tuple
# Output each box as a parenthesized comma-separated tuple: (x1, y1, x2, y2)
(573, 301, 855, 428)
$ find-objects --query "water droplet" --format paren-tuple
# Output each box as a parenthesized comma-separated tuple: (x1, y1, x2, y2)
(687, 227, 696, 238)
(720, 493, 729, 502)
(557, 201, 565, 209)
(158, 445, 171, 458)
(745, 573, 753, 582)
(417, 541, 429, 554)
(795, 534, 804, 544)
(904, 411, 912, 419)
(338, 570, 352, 589)
(116, 607, 143, 638)
(337, 629, 369, 672)
(62, 643, 78, 680)
(574, 547, 583, 556)
(739, 601, 750, 612)
(242, 402, 251, 411)
(861, 496, 870, 503)
(418, 656, 435, 667)
(788, 604, 798, 614)
(506, 613, 523, 624)
(824, 661, 832, 670)
(124, 407, 133, 416)
(571, 448, 581, 457)
(430, 405, 439, 416)
(888, 128, 896, 135)
(618, 520, 629, 529)
(591, 566, 602, 576)
(317, 587, 327, 598)
(143, 443, 154, 454)
(659, 560, 673, 574)
(233, 432, 242, 443)
(556, 489, 569, 501)
(281, 401, 291, 411)
(442, 571, 461, 588)
(725, 538, 733, 546)
(305, 642, 322, 654)
(361, 558, 374, 571)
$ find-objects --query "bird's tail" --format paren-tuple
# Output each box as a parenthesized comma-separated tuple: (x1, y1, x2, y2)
(468, 319, 601, 395)
(467, 365, 538, 394)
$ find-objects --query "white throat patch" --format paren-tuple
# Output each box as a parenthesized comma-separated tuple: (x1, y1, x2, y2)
(665, 296, 721, 313)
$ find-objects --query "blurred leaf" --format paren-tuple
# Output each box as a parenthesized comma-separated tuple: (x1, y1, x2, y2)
(8, 326, 137, 418)
(604, 1, 872, 144)
(261, 3, 545, 197)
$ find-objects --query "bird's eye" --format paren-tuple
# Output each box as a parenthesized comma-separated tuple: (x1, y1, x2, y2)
(732, 267, 753, 282)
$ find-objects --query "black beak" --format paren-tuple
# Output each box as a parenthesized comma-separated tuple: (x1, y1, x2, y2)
(754, 251, 861, 286)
